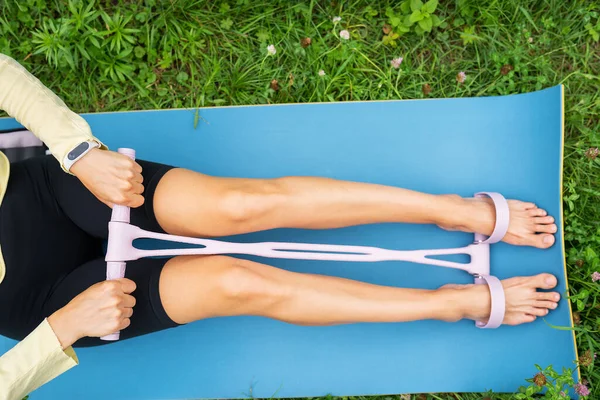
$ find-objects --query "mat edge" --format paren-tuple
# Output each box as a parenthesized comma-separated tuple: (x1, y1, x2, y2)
(559, 85, 581, 383)
(0, 86, 564, 121)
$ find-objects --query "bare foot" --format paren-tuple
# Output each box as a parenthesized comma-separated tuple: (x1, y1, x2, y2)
(441, 273, 560, 325)
(438, 195, 557, 249)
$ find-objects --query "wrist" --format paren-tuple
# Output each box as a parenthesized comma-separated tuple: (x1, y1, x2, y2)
(70, 147, 100, 177)
(65, 140, 101, 174)
(48, 307, 83, 349)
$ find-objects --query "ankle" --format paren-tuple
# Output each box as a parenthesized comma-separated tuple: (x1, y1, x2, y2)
(432, 287, 469, 322)
(464, 197, 497, 236)
(460, 284, 491, 321)
(435, 194, 472, 231)
(433, 285, 491, 323)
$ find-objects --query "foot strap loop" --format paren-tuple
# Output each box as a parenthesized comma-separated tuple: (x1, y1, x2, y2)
(475, 275, 505, 329)
(474, 192, 510, 244)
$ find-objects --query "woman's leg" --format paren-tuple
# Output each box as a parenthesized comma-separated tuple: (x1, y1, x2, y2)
(153, 169, 557, 248)
(159, 255, 561, 327)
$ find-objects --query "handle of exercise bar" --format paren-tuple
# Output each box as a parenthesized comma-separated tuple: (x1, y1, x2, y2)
(101, 148, 136, 341)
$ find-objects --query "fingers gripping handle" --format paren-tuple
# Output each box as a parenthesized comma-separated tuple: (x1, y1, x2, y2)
(101, 261, 127, 341)
(101, 148, 135, 341)
(111, 148, 136, 224)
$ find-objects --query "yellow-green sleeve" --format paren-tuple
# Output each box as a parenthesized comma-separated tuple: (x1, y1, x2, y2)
(0, 53, 107, 172)
(0, 319, 78, 400)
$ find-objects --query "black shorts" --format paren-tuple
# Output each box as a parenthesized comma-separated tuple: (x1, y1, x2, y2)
(0, 155, 180, 347)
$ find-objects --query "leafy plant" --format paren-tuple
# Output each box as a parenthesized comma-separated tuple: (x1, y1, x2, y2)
(99, 11, 139, 53)
(401, 0, 442, 34)
(460, 25, 480, 45)
(31, 19, 73, 68)
(517, 365, 583, 399)
(382, 8, 410, 46)
(31, 1, 104, 70)
(382, 0, 443, 45)
(220, 18, 233, 30)
(363, 5, 378, 20)
(585, 19, 599, 41)
(570, 288, 591, 312)
(456, 0, 477, 24)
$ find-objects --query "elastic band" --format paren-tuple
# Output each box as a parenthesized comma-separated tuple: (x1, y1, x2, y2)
(474, 192, 510, 244)
(475, 275, 505, 329)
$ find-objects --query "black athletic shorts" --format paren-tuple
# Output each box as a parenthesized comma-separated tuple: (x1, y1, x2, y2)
(0, 155, 180, 347)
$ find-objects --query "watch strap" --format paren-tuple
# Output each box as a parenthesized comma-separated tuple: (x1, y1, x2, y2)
(64, 140, 100, 171)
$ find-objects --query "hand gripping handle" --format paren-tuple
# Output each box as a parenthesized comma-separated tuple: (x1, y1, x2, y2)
(101, 148, 136, 341)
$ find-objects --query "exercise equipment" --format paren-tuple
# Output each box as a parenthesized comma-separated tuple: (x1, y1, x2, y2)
(103, 153, 508, 340)
(0, 85, 576, 399)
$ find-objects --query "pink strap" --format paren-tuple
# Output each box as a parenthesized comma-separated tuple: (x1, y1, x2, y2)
(0, 130, 43, 149)
(474, 192, 510, 244)
(474, 275, 505, 329)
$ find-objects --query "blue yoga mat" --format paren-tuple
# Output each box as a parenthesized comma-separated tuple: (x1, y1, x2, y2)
(0, 85, 576, 399)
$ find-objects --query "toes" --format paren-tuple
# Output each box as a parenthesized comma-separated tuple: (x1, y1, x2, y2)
(536, 291, 561, 302)
(541, 234, 555, 247)
(532, 273, 558, 289)
(534, 216, 555, 225)
(520, 201, 537, 210)
(535, 224, 557, 234)
(534, 300, 558, 310)
(507, 314, 536, 325)
(528, 233, 555, 248)
(524, 307, 550, 317)
(521, 233, 555, 248)
(527, 208, 547, 217)
(522, 315, 537, 324)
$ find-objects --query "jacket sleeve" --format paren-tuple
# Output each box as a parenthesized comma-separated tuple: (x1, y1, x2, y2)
(0, 53, 107, 172)
(0, 319, 78, 400)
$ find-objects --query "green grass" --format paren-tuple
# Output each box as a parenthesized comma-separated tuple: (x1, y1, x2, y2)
(2, 0, 600, 398)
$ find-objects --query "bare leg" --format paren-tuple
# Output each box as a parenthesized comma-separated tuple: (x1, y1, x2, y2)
(153, 169, 556, 248)
(159, 255, 560, 326)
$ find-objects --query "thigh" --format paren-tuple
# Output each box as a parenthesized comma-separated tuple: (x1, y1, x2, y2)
(46, 155, 174, 239)
(153, 168, 275, 237)
(43, 257, 180, 348)
(158, 254, 291, 325)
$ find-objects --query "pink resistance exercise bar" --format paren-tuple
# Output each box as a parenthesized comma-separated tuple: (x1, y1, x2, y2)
(101, 148, 508, 340)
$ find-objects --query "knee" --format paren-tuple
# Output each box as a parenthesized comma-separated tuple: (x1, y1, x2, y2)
(219, 180, 286, 224)
(216, 260, 287, 305)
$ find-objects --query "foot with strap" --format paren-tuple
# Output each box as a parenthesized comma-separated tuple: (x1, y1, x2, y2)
(472, 192, 508, 328)
(474, 275, 505, 329)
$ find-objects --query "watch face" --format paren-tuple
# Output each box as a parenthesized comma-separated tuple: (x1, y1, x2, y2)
(68, 142, 90, 161)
